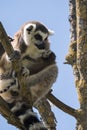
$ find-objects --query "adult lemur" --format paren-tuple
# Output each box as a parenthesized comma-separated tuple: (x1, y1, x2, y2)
(0, 21, 58, 130)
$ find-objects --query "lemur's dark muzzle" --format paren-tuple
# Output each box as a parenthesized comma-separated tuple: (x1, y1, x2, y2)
(35, 42, 45, 49)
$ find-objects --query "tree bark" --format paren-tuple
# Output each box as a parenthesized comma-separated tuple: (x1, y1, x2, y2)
(66, 0, 87, 130)
(76, 0, 87, 129)
(35, 97, 57, 130)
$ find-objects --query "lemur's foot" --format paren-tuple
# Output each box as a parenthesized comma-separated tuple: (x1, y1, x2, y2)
(21, 67, 30, 77)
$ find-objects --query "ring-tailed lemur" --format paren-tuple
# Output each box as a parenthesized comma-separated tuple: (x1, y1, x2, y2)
(0, 21, 58, 130)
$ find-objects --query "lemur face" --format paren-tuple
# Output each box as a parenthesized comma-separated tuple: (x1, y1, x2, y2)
(23, 21, 54, 48)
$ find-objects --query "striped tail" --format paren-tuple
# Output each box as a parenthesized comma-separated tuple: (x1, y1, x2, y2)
(8, 101, 47, 130)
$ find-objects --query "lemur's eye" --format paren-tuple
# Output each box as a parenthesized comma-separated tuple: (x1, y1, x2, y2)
(27, 25, 33, 32)
(34, 34, 42, 41)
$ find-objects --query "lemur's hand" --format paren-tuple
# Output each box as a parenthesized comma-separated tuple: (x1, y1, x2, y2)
(21, 67, 30, 77)
(42, 50, 52, 58)
(8, 50, 21, 61)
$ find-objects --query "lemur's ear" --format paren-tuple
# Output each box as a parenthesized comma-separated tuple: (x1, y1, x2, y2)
(48, 29, 55, 35)
(25, 23, 36, 34)
(26, 25, 33, 32)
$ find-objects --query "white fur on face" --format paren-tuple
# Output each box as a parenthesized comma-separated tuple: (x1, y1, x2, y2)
(23, 23, 36, 46)
(23, 27, 48, 46)
(23, 23, 54, 46)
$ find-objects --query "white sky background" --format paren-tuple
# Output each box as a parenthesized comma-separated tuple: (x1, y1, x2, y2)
(0, 0, 80, 130)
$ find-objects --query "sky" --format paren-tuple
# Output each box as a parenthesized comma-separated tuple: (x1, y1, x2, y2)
(0, 0, 80, 130)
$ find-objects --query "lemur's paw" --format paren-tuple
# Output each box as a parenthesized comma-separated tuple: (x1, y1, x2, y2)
(8, 50, 21, 61)
(42, 50, 52, 58)
(21, 67, 30, 77)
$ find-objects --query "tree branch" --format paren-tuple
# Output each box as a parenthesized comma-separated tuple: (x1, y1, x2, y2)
(47, 92, 78, 118)
(0, 21, 22, 73)
(0, 21, 31, 105)
(35, 97, 57, 129)
(0, 96, 25, 130)
(0, 21, 26, 130)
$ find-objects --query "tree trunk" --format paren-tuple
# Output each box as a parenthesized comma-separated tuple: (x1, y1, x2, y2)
(66, 0, 87, 130)
(76, 0, 87, 129)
